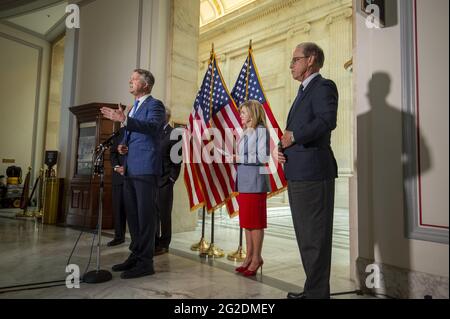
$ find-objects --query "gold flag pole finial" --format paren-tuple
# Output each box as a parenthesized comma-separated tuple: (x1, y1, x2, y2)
(249, 39, 252, 51)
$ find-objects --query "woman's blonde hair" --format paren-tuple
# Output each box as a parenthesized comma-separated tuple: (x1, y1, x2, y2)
(239, 100, 267, 129)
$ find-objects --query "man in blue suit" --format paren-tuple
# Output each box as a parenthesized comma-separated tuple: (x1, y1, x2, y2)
(101, 69, 165, 279)
(279, 43, 338, 299)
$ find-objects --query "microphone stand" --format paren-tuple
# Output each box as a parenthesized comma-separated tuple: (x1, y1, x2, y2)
(83, 142, 113, 284)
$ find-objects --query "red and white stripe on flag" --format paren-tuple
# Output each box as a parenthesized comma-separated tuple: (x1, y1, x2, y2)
(182, 53, 241, 217)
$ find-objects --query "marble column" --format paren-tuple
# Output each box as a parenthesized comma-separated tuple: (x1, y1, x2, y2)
(326, 8, 353, 209)
(166, 0, 200, 233)
(326, 8, 353, 175)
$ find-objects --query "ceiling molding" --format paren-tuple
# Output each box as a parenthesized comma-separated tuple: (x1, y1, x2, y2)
(200, 0, 256, 27)
(0, 0, 64, 19)
(211, 0, 224, 16)
(200, 0, 299, 38)
(0, 20, 47, 40)
(44, 14, 66, 42)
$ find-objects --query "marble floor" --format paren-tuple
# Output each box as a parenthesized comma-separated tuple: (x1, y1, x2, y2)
(0, 207, 369, 299)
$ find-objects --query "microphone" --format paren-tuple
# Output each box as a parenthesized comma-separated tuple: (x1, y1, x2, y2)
(97, 129, 121, 150)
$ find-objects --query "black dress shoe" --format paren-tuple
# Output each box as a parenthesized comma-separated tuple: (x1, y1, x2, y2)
(287, 291, 306, 299)
(112, 257, 137, 272)
(107, 238, 125, 247)
(120, 265, 155, 279)
(154, 247, 169, 256)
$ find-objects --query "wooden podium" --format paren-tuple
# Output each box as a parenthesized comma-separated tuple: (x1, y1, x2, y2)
(66, 103, 121, 229)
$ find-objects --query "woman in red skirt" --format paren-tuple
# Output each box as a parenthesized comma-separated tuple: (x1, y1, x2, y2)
(235, 100, 270, 276)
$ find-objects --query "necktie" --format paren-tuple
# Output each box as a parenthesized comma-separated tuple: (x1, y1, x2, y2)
(129, 99, 139, 118)
(287, 84, 304, 124)
(297, 84, 304, 100)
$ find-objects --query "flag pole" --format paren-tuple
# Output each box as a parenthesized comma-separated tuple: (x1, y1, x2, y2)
(190, 206, 210, 252)
(227, 40, 253, 262)
(227, 223, 246, 261)
(191, 46, 217, 253)
(204, 43, 224, 258)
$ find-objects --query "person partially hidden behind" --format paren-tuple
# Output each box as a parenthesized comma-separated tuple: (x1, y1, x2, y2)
(234, 100, 270, 277)
(154, 108, 181, 256)
(101, 68, 165, 279)
(107, 125, 126, 247)
(279, 42, 339, 299)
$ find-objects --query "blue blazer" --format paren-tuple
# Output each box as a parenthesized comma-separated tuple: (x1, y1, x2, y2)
(236, 125, 271, 193)
(283, 74, 338, 181)
(122, 95, 165, 176)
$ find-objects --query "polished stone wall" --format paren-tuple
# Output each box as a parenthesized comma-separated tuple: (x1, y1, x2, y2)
(166, 0, 200, 233)
(356, 257, 449, 299)
(45, 36, 64, 151)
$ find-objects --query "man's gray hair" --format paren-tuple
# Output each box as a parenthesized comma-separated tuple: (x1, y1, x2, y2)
(296, 42, 325, 69)
(134, 68, 155, 93)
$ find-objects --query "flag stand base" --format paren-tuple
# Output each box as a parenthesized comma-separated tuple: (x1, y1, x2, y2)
(227, 245, 246, 262)
(202, 243, 224, 258)
(191, 237, 210, 252)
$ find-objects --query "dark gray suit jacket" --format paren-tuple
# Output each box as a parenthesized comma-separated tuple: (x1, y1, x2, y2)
(284, 74, 338, 181)
(110, 127, 125, 186)
(236, 125, 270, 193)
(159, 124, 181, 187)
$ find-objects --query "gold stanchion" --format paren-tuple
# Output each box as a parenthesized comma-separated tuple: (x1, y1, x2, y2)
(35, 168, 45, 220)
(42, 169, 60, 225)
(16, 167, 31, 217)
(204, 210, 224, 258)
(227, 228, 246, 261)
(191, 207, 210, 251)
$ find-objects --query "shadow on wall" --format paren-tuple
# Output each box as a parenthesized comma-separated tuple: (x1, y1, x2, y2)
(356, 72, 432, 298)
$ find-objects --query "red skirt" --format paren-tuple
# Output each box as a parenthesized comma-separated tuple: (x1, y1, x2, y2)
(237, 193, 267, 229)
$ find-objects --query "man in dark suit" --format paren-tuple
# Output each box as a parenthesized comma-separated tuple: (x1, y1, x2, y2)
(107, 126, 126, 247)
(279, 42, 338, 299)
(101, 68, 165, 279)
(154, 108, 181, 256)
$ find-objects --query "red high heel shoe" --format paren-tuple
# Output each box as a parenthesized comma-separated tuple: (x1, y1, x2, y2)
(243, 261, 263, 277)
(235, 265, 248, 273)
(235, 260, 252, 273)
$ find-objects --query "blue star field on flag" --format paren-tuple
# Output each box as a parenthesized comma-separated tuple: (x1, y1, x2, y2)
(230, 55, 265, 106)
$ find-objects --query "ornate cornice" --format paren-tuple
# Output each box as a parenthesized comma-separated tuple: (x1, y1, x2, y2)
(325, 7, 353, 25)
(200, 0, 300, 39)
(289, 23, 311, 36)
(200, 0, 351, 41)
(198, 1, 352, 63)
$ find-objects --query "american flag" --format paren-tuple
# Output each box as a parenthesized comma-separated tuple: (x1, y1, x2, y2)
(183, 53, 241, 217)
(230, 48, 287, 196)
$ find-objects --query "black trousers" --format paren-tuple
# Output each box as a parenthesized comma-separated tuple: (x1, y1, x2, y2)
(123, 175, 158, 268)
(155, 182, 174, 249)
(287, 179, 335, 299)
(112, 183, 126, 240)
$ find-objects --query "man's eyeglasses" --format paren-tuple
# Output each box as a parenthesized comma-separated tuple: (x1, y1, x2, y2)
(290, 56, 309, 66)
